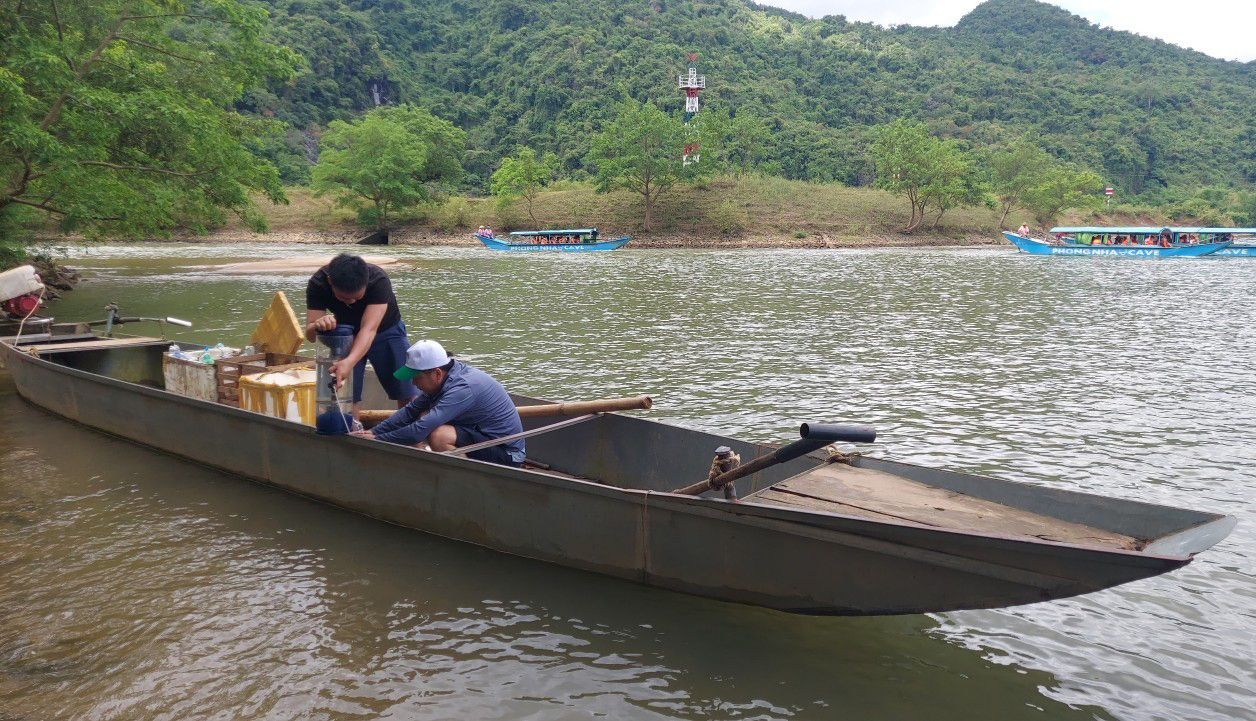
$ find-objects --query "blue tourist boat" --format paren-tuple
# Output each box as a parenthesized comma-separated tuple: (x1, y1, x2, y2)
(1052, 226, 1255, 257)
(475, 228, 631, 252)
(1003, 230, 1231, 258)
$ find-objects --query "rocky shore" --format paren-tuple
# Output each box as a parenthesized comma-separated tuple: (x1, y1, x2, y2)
(29, 258, 81, 300)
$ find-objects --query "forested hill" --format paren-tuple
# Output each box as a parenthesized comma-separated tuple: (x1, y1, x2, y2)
(248, 0, 1256, 198)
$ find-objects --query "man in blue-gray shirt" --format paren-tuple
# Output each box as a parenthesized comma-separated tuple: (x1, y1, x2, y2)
(355, 339, 525, 467)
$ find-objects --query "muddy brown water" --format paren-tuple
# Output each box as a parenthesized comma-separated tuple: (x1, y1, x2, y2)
(2, 243, 1253, 720)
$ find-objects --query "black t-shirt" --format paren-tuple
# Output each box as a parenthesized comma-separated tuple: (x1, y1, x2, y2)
(306, 263, 402, 332)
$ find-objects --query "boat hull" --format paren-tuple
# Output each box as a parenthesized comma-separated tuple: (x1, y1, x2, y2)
(1002, 232, 1230, 257)
(0, 339, 1233, 615)
(475, 233, 631, 252)
(1212, 245, 1256, 257)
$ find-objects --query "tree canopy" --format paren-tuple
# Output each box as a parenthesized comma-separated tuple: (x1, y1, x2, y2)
(311, 104, 465, 229)
(588, 99, 710, 231)
(490, 146, 557, 228)
(0, 0, 298, 247)
(869, 120, 983, 233)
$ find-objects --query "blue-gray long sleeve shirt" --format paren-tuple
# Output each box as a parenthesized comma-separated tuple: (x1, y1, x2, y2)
(371, 361, 525, 461)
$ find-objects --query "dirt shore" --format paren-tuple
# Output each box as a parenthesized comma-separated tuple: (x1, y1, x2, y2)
(130, 228, 1006, 248)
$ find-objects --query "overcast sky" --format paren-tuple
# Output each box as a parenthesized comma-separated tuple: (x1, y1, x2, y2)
(759, 1, 1256, 62)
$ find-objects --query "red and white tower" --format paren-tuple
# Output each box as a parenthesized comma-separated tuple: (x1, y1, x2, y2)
(678, 53, 705, 166)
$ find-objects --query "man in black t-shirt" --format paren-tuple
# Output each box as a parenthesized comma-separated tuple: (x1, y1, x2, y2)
(306, 253, 416, 415)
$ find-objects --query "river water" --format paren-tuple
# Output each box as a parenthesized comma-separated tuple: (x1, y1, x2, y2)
(1, 243, 1253, 721)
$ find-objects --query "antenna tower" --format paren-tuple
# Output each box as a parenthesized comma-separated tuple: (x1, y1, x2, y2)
(678, 53, 705, 166)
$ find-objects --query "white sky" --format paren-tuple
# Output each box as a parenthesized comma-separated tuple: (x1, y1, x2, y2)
(759, 1, 1256, 62)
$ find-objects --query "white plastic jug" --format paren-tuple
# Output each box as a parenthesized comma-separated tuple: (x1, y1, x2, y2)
(0, 265, 43, 303)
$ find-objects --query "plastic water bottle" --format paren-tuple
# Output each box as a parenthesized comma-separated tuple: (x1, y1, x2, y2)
(200, 346, 212, 364)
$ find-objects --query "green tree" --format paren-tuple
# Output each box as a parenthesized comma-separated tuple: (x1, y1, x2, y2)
(704, 107, 769, 178)
(311, 104, 465, 230)
(588, 99, 709, 232)
(869, 119, 978, 233)
(0, 0, 298, 255)
(1024, 164, 1102, 229)
(490, 146, 557, 228)
(989, 140, 1054, 229)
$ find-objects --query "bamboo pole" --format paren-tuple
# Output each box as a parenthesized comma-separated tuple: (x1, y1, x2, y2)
(357, 395, 652, 425)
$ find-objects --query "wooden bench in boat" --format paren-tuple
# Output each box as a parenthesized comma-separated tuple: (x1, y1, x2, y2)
(22, 336, 169, 355)
(746, 462, 1139, 550)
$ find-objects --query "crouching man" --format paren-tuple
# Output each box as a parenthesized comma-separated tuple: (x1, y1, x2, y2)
(354, 340, 525, 467)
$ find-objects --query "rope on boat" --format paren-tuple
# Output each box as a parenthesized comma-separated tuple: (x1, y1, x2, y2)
(823, 446, 861, 464)
(13, 284, 46, 345)
(706, 449, 741, 484)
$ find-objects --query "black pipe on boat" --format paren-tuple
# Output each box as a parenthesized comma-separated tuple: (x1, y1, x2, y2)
(799, 423, 876, 444)
(672, 422, 877, 496)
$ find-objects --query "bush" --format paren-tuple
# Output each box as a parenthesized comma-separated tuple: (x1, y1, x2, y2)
(1169, 198, 1233, 227)
(433, 197, 473, 232)
(707, 199, 748, 235)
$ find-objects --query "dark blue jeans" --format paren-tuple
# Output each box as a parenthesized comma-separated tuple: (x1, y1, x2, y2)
(352, 321, 417, 403)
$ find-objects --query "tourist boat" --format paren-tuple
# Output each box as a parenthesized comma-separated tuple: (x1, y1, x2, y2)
(1054, 226, 1256, 257)
(0, 330, 1235, 616)
(1003, 230, 1231, 257)
(475, 228, 631, 252)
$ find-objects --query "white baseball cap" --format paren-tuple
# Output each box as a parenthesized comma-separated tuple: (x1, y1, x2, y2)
(394, 339, 451, 380)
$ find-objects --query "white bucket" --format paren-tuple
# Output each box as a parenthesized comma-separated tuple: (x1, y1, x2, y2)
(0, 265, 43, 303)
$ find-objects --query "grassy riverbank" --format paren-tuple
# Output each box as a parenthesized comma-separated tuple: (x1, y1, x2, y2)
(208, 175, 1181, 248)
(27, 175, 1183, 250)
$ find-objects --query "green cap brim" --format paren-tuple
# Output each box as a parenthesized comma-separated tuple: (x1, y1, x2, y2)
(393, 365, 420, 381)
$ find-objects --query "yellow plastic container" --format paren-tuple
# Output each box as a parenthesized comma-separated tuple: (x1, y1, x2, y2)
(238, 368, 317, 425)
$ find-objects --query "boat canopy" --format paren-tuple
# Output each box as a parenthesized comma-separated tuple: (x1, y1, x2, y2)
(509, 228, 597, 237)
(1050, 226, 1256, 235)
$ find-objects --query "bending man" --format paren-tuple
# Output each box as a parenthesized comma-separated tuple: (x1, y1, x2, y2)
(357, 340, 525, 467)
(305, 253, 416, 415)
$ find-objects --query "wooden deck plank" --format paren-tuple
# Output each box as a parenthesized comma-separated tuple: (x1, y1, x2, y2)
(29, 337, 168, 354)
(750, 463, 1138, 550)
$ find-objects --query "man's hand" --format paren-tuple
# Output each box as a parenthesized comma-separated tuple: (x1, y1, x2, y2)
(309, 314, 337, 333)
(350, 429, 375, 439)
(329, 358, 352, 386)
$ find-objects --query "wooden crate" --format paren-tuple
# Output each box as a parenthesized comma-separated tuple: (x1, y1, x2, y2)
(215, 352, 312, 406)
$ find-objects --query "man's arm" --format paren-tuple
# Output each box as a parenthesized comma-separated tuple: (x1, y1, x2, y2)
(374, 383, 474, 446)
(368, 394, 429, 438)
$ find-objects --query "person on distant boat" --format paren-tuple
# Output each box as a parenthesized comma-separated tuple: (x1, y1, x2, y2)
(1017, 223, 1030, 236)
(306, 253, 417, 416)
(355, 339, 525, 467)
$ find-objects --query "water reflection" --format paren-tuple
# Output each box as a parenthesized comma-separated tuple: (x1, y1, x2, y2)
(5, 243, 1254, 720)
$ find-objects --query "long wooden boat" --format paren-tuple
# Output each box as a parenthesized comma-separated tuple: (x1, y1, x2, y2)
(1050, 226, 1256, 257)
(475, 228, 631, 252)
(1003, 231, 1230, 257)
(0, 333, 1235, 616)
